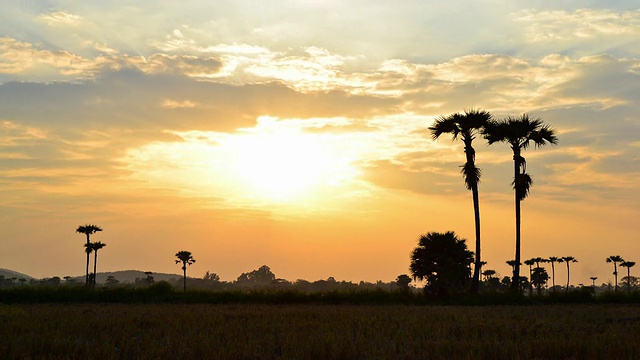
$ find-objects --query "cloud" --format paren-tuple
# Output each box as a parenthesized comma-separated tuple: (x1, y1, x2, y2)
(0, 37, 95, 77)
(35, 11, 83, 26)
(515, 9, 640, 42)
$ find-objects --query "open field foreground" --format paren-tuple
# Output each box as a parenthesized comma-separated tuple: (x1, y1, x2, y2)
(1, 304, 639, 359)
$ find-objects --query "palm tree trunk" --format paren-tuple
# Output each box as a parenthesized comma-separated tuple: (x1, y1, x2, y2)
(463, 139, 482, 295)
(93, 250, 98, 288)
(183, 265, 187, 292)
(470, 183, 481, 294)
(565, 260, 570, 292)
(614, 264, 618, 292)
(551, 263, 556, 293)
(85, 234, 90, 287)
(512, 155, 521, 291)
(627, 267, 631, 294)
(528, 265, 533, 296)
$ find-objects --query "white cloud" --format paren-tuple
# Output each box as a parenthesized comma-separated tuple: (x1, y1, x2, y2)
(35, 11, 83, 26)
(514, 9, 640, 42)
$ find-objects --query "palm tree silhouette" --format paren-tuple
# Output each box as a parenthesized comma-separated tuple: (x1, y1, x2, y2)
(620, 261, 636, 294)
(524, 258, 536, 296)
(481, 269, 496, 281)
(90, 242, 106, 288)
(547, 256, 560, 293)
(76, 224, 102, 286)
(430, 109, 492, 294)
(590, 276, 598, 288)
(83, 243, 93, 286)
(606, 255, 624, 292)
(559, 256, 577, 292)
(175, 251, 196, 292)
(484, 114, 557, 290)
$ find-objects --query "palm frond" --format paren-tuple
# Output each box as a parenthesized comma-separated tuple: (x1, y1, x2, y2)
(429, 115, 460, 140)
(460, 162, 481, 190)
(512, 172, 533, 201)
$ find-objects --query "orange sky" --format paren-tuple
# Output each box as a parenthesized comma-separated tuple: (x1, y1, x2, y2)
(1, 2, 639, 285)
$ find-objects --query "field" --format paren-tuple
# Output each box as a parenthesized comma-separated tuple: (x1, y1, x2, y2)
(2, 304, 640, 359)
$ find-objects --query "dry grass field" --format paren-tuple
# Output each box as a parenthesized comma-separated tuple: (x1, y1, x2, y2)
(2, 304, 639, 359)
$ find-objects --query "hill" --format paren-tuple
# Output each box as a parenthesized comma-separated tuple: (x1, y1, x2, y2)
(0, 268, 182, 284)
(70, 270, 183, 284)
(0, 268, 35, 280)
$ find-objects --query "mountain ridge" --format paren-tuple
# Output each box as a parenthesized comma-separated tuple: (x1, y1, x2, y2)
(0, 268, 184, 283)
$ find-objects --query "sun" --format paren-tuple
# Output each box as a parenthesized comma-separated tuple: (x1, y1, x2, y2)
(221, 118, 358, 202)
(121, 117, 363, 209)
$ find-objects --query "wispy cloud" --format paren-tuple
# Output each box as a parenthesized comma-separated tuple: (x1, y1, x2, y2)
(35, 11, 83, 26)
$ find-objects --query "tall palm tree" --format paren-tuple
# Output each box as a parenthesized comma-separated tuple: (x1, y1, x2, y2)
(559, 256, 577, 292)
(90, 242, 106, 288)
(620, 261, 636, 294)
(175, 251, 196, 292)
(430, 109, 492, 294)
(606, 255, 624, 292)
(483, 114, 557, 290)
(547, 257, 560, 293)
(76, 224, 103, 286)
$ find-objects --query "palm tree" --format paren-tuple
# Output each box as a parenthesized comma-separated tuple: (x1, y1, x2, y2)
(620, 261, 636, 294)
(76, 224, 103, 286)
(559, 256, 577, 292)
(530, 267, 549, 295)
(606, 255, 624, 292)
(90, 242, 106, 288)
(548, 257, 560, 293)
(590, 276, 598, 288)
(481, 269, 496, 281)
(429, 109, 492, 294)
(483, 114, 557, 290)
(524, 259, 536, 296)
(175, 251, 196, 292)
(83, 244, 93, 285)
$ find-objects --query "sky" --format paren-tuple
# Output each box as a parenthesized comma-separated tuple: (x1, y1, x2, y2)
(0, 1, 639, 286)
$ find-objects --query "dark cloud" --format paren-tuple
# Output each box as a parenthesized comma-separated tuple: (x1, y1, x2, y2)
(0, 68, 400, 133)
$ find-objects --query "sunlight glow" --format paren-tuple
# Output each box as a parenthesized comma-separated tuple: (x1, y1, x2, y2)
(220, 116, 359, 202)
(122, 116, 364, 211)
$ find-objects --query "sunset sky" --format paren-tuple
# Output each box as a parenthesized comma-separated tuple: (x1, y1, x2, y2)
(1, 1, 639, 286)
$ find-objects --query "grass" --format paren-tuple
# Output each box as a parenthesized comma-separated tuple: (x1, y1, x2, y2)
(2, 303, 640, 359)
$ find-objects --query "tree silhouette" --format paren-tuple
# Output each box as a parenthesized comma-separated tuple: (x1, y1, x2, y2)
(506, 260, 520, 273)
(429, 109, 492, 294)
(236, 265, 276, 287)
(483, 115, 557, 291)
(83, 244, 93, 286)
(395, 274, 412, 292)
(590, 276, 598, 288)
(559, 256, 577, 292)
(547, 257, 560, 293)
(204, 271, 220, 282)
(410, 231, 474, 297)
(175, 251, 196, 291)
(531, 267, 549, 295)
(620, 261, 636, 294)
(144, 271, 155, 285)
(105, 275, 119, 287)
(76, 224, 102, 286)
(606, 256, 624, 292)
(524, 259, 536, 296)
(88, 241, 106, 288)
(481, 269, 496, 281)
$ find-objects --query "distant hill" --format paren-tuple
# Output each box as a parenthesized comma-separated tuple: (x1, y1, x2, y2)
(70, 270, 183, 284)
(0, 268, 35, 280)
(0, 268, 182, 284)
